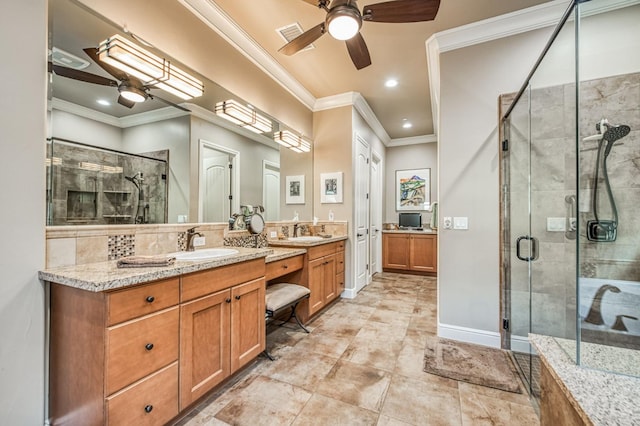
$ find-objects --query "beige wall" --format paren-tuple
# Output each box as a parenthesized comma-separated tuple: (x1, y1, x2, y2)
(78, 0, 313, 137)
(0, 1, 47, 423)
(385, 143, 438, 225)
(280, 147, 313, 221)
(438, 28, 552, 343)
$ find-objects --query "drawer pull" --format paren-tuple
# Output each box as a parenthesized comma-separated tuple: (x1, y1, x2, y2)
(235, 295, 241, 300)
(283, 264, 288, 269)
(225, 298, 231, 303)
(145, 343, 154, 351)
(144, 404, 153, 413)
(145, 296, 155, 303)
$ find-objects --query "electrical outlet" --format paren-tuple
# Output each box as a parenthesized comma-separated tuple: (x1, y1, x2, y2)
(443, 217, 452, 229)
(193, 236, 206, 247)
(270, 231, 277, 238)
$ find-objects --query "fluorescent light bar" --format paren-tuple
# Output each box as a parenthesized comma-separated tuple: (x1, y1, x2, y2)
(97, 34, 204, 100)
(274, 130, 311, 153)
(215, 100, 272, 134)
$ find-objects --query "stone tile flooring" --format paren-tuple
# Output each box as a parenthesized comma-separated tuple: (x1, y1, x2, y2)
(176, 272, 539, 425)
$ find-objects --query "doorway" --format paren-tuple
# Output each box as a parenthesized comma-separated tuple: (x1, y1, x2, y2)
(262, 160, 280, 221)
(354, 133, 370, 293)
(199, 140, 239, 222)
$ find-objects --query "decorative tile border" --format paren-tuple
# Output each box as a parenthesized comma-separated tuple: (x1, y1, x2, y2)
(108, 234, 135, 260)
(224, 233, 268, 249)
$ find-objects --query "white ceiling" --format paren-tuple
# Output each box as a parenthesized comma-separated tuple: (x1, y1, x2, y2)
(197, 0, 553, 139)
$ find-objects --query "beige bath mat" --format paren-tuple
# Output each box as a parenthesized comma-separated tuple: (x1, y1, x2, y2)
(423, 337, 523, 393)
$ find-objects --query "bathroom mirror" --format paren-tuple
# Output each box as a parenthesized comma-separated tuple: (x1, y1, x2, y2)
(47, 0, 313, 225)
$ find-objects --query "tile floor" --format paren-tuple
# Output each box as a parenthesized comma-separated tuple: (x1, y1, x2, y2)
(176, 272, 539, 425)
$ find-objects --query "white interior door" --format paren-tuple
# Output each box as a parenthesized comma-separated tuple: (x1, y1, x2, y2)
(262, 160, 280, 221)
(370, 152, 382, 276)
(203, 154, 229, 222)
(354, 134, 370, 292)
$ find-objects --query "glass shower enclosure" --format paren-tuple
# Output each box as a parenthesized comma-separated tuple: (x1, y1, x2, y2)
(500, 0, 640, 403)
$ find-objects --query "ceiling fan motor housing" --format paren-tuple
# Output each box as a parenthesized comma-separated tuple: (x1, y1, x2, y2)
(326, 2, 362, 40)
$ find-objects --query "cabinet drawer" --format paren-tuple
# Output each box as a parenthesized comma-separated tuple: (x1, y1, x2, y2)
(106, 307, 179, 395)
(265, 255, 304, 281)
(336, 240, 345, 252)
(182, 258, 265, 302)
(107, 362, 178, 426)
(336, 254, 345, 274)
(307, 242, 336, 260)
(107, 278, 179, 326)
(336, 271, 345, 293)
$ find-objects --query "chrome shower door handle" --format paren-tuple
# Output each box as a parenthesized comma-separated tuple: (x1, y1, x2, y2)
(516, 235, 538, 261)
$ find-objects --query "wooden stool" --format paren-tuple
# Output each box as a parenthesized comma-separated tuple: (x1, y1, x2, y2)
(263, 283, 311, 360)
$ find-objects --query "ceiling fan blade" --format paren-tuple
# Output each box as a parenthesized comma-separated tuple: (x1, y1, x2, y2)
(362, 0, 440, 23)
(301, 0, 330, 8)
(50, 63, 118, 87)
(117, 95, 136, 109)
(278, 22, 326, 55)
(148, 93, 191, 112)
(83, 47, 130, 81)
(345, 33, 371, 70)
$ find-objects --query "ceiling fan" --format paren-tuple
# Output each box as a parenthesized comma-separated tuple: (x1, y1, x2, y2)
(279, 0, 441, 70)
(49, 47, 190, 112)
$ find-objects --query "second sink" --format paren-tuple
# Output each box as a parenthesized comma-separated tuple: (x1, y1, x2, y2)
(171, 248, 239, 261)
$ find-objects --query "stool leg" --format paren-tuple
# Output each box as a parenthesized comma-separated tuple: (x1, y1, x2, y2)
(262, 350, 275, 361)
(290, 302, 310, 333)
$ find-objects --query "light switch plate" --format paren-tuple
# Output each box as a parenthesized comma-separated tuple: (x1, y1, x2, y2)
(193, 236, 206, 247)
(453, 217, 468, 230)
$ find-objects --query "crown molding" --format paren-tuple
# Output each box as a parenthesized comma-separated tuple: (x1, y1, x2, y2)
(388, 134, 437, 147)
(178, 0, 316, 110)
(51, 98, 189, 128)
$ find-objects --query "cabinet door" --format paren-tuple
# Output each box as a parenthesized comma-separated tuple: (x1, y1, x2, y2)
(230, 278, 265, 372)
(323, 255, 337, 303)
(410, 235, 437, 272)
(383, 234, 410, 269)
(308, 257, 326, 316)
(179, 289, 231, 409)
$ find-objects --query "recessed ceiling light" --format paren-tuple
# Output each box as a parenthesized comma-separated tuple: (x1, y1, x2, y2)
(385, 79, 398, 88)
(402, 122, 413, 129)
(97, 99, 111, 106)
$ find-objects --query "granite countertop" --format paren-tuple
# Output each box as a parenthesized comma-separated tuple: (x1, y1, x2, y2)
(265, 247, 307, 263)
(39, 246, 272, 292)
(382, 228, 438, 234)
(530, 334, 640, 425)
(268, 235, 348, 247)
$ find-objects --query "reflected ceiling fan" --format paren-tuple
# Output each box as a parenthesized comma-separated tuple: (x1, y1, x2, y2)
(49, 47, 190, 112)
(279, 0, 441, 70)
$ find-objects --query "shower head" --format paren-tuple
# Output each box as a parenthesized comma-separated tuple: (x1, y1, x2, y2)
(603, 124, 631, 156)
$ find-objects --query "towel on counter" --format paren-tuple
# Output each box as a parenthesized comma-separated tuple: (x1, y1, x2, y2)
(117, 255, 176, 268)
(430, 202, 438, 230)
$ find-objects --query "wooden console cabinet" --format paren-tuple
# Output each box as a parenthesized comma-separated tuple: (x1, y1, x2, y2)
(49, 258, 265, 426)
(383, 232, 437, 274)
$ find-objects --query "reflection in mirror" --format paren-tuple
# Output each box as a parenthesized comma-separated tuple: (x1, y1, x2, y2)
(48, 0, 312, 225)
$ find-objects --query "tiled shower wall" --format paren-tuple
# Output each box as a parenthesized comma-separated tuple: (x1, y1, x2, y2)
(45, 221, 348, 268)
(507, 71, 640, 341)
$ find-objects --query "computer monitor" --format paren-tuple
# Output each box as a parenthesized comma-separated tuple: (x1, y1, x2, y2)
(398, 212, 422, 229)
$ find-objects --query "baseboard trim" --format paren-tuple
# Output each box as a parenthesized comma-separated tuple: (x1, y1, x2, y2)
(438, 323, 501, 348)
(511, 334, 534, 354)
(340, 288, 357, 299)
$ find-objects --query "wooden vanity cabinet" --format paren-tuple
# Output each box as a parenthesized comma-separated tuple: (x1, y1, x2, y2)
(179, 260, 265, 409)
(383, 233, 437, 274)
(50, 278, 181, 426)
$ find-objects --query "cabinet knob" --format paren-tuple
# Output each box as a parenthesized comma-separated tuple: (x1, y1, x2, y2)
(144, 405, 153, 413)
(225, 298, 231, 303)
(145, 343, 154, 351)
(145, 296, 155, 303)
(283, 264, 288, 269)
(235, 295, 241, 300)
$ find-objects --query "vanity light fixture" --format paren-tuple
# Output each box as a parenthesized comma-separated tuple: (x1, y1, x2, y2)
(273, 130, 312, 153)
(78, 161, 123, 173)
(326, 4, 361, 40)
(215, 100, 273, 134)
(97, 34, 204, 100)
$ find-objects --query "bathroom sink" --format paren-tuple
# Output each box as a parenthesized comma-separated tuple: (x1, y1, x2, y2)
(287, 236, 325, 242)
(171, 248, 239, 261)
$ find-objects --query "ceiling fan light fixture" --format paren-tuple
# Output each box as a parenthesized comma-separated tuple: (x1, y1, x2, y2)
(274, 130, 312, 153)
(98, 34, 204, 100)
(215, 100, 272, 134)
(326, 6, 361, 40)
(119, 85, 147, 103)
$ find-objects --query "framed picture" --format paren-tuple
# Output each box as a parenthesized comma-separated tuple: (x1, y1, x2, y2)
(285, 175, 305, 204)
(396, 168, 430, 211)
(320, 172, 343, 203)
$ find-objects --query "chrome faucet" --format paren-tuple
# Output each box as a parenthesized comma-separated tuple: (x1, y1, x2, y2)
(293, 223, 301, 238)
(584, 284, 621, 325)
(185, 227, 203, 252)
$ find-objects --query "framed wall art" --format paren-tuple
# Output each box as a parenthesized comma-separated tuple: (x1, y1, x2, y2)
(320, 172, 343, 203)
(396, 168, 430, 211)
(285, 175, 305, 204)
